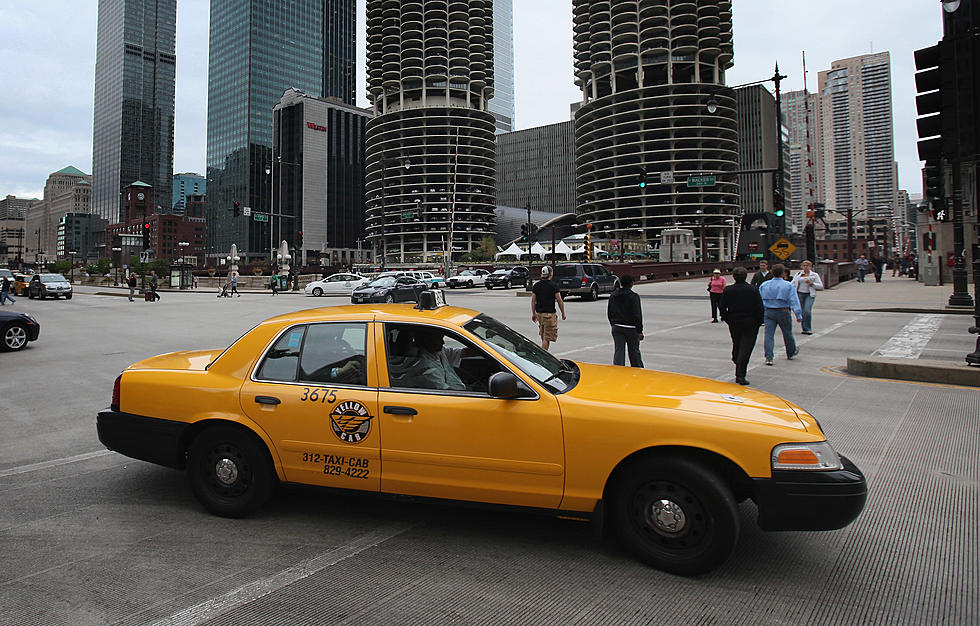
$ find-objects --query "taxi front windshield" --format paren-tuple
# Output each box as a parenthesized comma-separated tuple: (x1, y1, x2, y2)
(463, 314, 577, 393)
(367, 277, 397, 288)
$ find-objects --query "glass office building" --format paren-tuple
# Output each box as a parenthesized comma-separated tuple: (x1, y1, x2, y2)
(92, 0, 176, 225)
(489, 0, 515, 133)
(206, 0, 356, 260)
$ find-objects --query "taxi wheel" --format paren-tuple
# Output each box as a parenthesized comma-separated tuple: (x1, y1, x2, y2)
(188, 427, 275, 518)
(610, 456, 739, 576)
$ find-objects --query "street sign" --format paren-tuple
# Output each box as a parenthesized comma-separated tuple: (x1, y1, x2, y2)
(768, 237, 796, 260)
(242, 206, 251, 216)
(747, 241, 759, 251)
(400, 211, 415, 220)
(687, 175, 716, 188)
(253, 213, 269, 222)
(660, 171, 674, 184)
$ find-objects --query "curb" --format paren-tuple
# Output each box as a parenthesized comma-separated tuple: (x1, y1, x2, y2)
(846, 356, 980, 387)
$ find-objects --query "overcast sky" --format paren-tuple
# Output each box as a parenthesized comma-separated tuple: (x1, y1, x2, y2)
(0, 0, 941, 201)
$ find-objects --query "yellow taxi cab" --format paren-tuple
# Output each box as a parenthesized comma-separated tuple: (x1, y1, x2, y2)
(12, 273, 32, 296)
(97, 292, 866, 575)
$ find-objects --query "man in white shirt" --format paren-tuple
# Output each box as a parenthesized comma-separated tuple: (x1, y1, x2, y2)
(411, 329, 467, 391)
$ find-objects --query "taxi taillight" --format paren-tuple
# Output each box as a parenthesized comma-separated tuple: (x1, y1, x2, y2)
(111, 374, 121, 411)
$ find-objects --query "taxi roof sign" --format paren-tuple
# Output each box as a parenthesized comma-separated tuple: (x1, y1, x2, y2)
(416, 289, 447, 310)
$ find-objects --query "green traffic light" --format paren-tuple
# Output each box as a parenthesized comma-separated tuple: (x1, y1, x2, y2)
(774, 209, 784, 217)
(638, 181, 646, 188)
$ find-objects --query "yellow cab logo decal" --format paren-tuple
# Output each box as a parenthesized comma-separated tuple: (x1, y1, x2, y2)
(330, 401, 373, 443)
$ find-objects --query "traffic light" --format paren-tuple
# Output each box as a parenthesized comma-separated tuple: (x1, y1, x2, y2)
(638, 168, 647, 189)
(932, 204, 952, 222)
(520, 223, 529, 241)
(297, 230, 303, 249)
(774, 208, 784, 218)
(142, 222, 151, 248)
(232, 201, 241, 217)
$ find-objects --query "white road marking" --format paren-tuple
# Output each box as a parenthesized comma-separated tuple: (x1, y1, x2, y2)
(729, 317, 861, 380)
(0, 450, 113, 478)
(148, 525, 412, 626)
(872, 314, 943, 359)
(556, 318, 709, 357)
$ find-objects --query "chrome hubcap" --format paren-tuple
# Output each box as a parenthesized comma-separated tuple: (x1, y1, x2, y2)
(214, 458, 239, 485)
(5, 327, 26, 349)
(650, 499, 687, 534)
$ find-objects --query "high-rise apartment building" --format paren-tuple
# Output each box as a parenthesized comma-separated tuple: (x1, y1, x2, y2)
(781, 89, 823, 233)
(818, 52, 897, 221)
(735, 85, 789, 217)
(91, 0, 176, 225)
(489, 0, 516, 133)
(496, 121, 575, 215)
(572, 1, 739, 262)
(25, 167, 92, 263)
(364, 0, 497, 266)
(206, 0, 356, 260)
(172, 173, 206, 215)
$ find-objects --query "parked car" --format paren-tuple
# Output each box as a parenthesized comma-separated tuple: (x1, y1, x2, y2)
(304, 273, 369, 297)
(97, 301, 866, 575)
(407, 271, 445, 288)
(555, 263, 619, 301)
(485, 266, 529, 290)
(28, 273, 73, 300)
(351, 276, 428, 304)
(447, 269, 489, 288)
(0, 268, 13, 281)
(1, 309, 40, 351)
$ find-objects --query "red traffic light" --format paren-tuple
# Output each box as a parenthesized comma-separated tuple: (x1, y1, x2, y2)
(143, 222, 151, 230)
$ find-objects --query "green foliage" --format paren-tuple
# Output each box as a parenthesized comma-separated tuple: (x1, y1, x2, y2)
(149, 258, 171, 277)
(50, 260, 71, 274)
(460, 237, 496, 262)
(85, 257, 111, 276)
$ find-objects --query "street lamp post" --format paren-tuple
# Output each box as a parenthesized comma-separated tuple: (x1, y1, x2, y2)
(177, 241, 189, 289)
(111, 247, 121, 286)
(68, 250, 77, 283)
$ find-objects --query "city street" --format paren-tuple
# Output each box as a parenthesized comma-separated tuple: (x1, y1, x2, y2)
(0, 275, 976, 625)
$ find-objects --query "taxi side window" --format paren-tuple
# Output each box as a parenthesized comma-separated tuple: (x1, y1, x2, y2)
(384, 323, 503, 394)
(256, 326, 307, 382)
(298, 323, 368, 386)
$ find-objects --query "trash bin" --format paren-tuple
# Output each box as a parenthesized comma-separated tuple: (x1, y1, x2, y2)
(921, 259, 939, 286)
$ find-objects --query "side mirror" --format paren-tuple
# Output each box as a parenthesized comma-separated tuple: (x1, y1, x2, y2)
(488, 371, 533, 399)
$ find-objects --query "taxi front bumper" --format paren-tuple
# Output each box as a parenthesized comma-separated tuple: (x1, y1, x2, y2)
(753, 455, 867, 531)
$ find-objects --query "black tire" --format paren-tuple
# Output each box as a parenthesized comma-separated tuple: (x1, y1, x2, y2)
(608, 455, 739, 576)
(467, 280, 474, 288)
(384, 294, 395, 304)
(312, 287, 323, 296)
(65, 293, 72, 300)
(503, 280, 510, 289)
(1, 322, 30, 351)
(486, 283, 493, 290)
(28, 290, 35, 299)
(588, 285, 599, 301)
(187, 426, 275, 518)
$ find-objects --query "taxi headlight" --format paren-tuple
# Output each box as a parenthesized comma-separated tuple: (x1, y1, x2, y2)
(771, 441, 842, 471)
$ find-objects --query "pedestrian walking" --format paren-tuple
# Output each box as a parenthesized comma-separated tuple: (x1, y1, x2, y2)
(751, 259, 773, 288)
(0, 275, 15, 305)
(270, 272, 279, 296)
(607, 274, 644, 367)
(872, 255, 884, 282)
(530, 265, 565, 351)
(758, 263, 802, 366)
(707, 269, 726, 322)
(719, 267, 764, 385)
(149, 271, 160, 301)
(791, 260, 823, 335)
(855, 254, 870, 282)
(230, 272, 241, 297)
(126, 273, 137, 301)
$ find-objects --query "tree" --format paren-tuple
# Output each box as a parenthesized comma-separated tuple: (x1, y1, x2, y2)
(461, 237, 496, 262)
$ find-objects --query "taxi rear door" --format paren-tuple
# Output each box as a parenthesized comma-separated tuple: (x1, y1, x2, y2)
(240, 320, 381, 491)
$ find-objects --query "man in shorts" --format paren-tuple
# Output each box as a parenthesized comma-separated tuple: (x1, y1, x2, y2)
(531, 265, 566, 350)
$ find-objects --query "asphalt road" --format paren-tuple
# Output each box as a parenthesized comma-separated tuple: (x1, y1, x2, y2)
(1, 278, 976, 625)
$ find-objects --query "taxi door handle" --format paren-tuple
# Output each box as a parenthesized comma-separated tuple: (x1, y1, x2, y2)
(384, 406, 417, 416)
(255, 395, 281, 405)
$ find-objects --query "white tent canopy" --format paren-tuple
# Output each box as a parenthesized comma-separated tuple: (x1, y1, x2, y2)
(530, 242, 549, 259)
(554, 240, 574, 259)
(494, 242, 525, 259)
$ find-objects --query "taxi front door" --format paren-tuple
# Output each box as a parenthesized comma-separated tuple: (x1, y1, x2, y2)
(240, 321, 380, 492)
(376, 323, 564, 509)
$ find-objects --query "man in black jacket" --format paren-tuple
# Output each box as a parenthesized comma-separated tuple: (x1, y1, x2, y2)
(607, 274, 644, 367)
(719, 267, 764, 385)
(751, 259, 772, 288)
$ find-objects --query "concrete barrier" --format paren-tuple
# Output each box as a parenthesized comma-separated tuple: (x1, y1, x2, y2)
(846, 356, 980, 387)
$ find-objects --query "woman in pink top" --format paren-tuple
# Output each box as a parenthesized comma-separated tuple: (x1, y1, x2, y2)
(708, 269, 727, 323)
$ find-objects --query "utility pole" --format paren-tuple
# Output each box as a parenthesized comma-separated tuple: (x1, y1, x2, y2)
(525, 202, 533, 291)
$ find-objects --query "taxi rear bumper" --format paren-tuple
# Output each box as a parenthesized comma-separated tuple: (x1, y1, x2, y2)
(752, 455, 867, 531)
(97, 409, 187, 469)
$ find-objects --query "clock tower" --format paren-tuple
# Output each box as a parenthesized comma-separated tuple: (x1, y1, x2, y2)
(123, 181, 154, 223)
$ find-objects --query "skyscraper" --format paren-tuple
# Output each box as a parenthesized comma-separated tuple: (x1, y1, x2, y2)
(818, 52, 897, 221)
(91, 0, 176, 226)
(364, 0, 497, 266)
(206, 0, 356, 260)
(489, 0, 516, 133)
(781, 89, 823, 233)
(572, 1, 739, 262)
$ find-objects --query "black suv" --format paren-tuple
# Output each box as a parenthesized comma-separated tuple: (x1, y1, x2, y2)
(555, 263, 619, 300)
(485, 266, 529, 289)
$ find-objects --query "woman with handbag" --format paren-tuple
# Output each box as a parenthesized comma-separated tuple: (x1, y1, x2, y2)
(707, 269, 727, 323)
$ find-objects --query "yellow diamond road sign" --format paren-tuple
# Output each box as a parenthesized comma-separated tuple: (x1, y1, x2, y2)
(769, 237, 796, 260)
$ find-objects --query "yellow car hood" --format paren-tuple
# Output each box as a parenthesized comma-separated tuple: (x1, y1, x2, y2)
(565, 362, 807, 430)
(127, 349, 224, 372)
